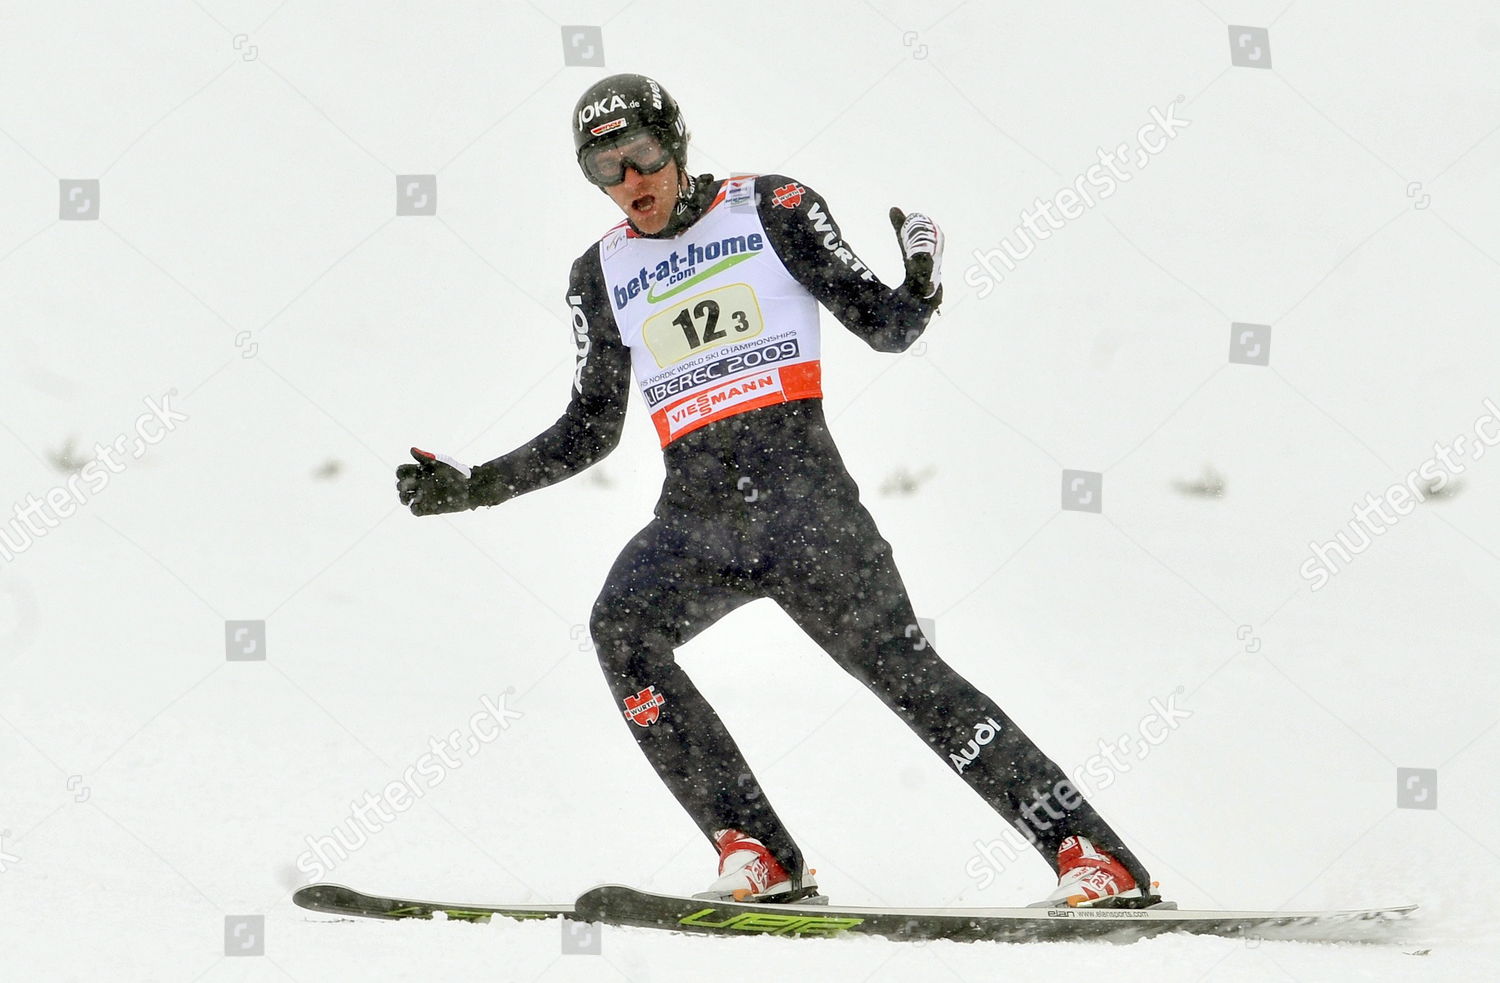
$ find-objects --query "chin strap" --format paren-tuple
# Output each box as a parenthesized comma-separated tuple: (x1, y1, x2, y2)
(673, 171, 697, 214)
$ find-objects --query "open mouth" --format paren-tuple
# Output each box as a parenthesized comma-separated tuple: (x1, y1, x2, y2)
(632, 194, 655, 213)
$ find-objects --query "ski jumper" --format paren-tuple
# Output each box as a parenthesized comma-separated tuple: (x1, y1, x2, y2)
(466, 173, 1151, 893)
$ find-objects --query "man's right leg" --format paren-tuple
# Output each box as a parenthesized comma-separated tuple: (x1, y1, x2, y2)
(589, 515, 809, 886)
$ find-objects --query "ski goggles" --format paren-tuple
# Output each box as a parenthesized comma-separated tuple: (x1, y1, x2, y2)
(580, 130, 673, 186)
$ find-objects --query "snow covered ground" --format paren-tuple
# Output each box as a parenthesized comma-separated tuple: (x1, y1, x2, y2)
(3, 1, 1498, 979)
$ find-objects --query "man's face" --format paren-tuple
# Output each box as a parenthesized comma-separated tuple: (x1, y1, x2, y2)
(603, 159, 680, 235)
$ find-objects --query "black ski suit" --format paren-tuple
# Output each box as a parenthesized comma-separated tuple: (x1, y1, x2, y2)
(463, 173, 1150, 894)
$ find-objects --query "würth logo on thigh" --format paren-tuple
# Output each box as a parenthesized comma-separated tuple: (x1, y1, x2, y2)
(623, 686, 666, 726)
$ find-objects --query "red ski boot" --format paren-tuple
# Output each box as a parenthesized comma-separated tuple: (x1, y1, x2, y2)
(694, 829, 818, 903)
(1036, 835, 1142, 907)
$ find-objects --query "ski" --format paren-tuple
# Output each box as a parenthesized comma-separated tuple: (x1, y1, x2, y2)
(294, 881, 1416, 943)
(573, 885, 1417, 944)
(292, 883, 571, 924)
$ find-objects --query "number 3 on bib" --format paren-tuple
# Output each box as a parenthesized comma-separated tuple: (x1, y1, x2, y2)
(644, 283, 765, 367)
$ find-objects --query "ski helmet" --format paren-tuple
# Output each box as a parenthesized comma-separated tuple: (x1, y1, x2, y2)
(572, 74, 688, 183)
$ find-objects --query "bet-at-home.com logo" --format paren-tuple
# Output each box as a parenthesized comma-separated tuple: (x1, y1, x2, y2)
(612, 233, 767, 310)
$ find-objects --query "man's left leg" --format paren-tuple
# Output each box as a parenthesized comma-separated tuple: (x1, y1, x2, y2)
(760, 494, 1152, 895)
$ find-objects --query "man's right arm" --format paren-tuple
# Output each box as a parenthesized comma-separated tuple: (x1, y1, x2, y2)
(466, 249, 631, 506)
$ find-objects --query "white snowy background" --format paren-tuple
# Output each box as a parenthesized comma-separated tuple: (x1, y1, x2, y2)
(2, 1, 1498, 980)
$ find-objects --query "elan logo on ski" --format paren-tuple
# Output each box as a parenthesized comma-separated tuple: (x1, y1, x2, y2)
(623, 686, 666, 726)
(771, 182, 805, 209)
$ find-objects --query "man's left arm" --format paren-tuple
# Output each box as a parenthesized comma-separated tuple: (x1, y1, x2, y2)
(755, 174, 944, 352)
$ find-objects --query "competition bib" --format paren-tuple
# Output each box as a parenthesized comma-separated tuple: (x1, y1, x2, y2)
(597, 177, 823, 445)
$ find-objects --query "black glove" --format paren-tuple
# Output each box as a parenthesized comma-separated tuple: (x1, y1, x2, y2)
(396, 447, 474, 516)
(889, 206, 944, 301)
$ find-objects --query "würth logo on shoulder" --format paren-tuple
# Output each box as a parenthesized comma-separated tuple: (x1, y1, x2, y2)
(772, 182, 806, 210)
(623, 686, 665, 726)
